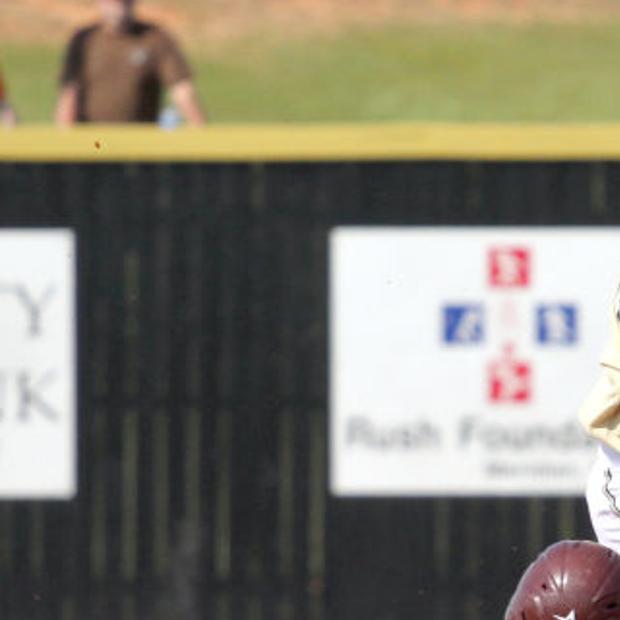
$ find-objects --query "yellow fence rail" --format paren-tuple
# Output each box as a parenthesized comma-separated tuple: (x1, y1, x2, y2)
(3, 123, 620, 162)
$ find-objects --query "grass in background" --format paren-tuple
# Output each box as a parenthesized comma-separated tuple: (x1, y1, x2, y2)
(5, 23, 620, 123)
(4, 46, 64, 123)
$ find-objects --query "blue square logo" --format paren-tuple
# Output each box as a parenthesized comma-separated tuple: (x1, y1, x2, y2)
(536, 304, 578, 345)
(443, 305, 484, 344)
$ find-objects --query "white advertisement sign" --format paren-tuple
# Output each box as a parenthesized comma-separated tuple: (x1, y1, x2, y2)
(329, 227, 620, 497)
(0, 230, 76, 498)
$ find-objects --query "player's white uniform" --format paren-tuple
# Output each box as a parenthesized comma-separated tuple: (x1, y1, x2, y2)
(581, 287, 620, 553)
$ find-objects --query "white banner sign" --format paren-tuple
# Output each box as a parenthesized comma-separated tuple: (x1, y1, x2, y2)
(329, 227, 620, 497)
(0, 230, 76, 498)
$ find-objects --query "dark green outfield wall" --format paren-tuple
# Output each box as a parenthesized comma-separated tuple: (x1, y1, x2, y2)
(0, 161, 612, 620)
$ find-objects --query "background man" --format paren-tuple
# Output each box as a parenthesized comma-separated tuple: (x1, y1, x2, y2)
(55, 0, 205, 125)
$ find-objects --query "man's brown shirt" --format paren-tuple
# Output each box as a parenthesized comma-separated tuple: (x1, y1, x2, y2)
(60, 21, 192, 123)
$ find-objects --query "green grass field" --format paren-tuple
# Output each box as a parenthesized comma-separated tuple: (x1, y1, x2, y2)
(6, 22, 620, 123)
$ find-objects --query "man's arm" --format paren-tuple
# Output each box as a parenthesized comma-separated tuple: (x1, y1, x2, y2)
(55, 84, 79, 126)
(55, 28, 90, 126)
(170, 79, 206, 125)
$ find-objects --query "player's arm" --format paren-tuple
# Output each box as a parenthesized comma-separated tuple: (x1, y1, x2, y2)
(579, 295, 620, 446)
(55, 83, 79, 126)
(170, 79, 206, 125)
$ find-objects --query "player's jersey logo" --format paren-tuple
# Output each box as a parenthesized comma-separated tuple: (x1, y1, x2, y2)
(489, 247, 531, 288)
(536, 304, 578, 345)
(553, 611, 576, 620)
(443, 305, 484, 344)
(488, 345, 531, 403)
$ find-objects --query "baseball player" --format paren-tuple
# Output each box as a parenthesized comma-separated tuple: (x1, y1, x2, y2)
(504, 539, 620, 620)
(580, 285, 620, 554)
(0, 68, 17, 126)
